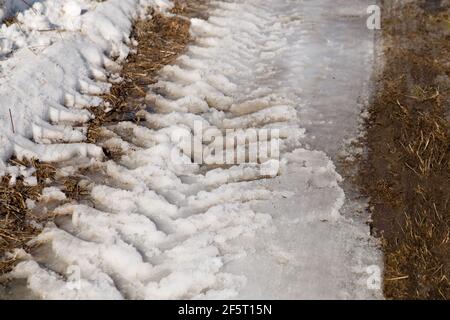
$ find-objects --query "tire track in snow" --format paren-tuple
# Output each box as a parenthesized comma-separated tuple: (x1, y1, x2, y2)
(2, 0, 381, 299)
(2, 1, 294, 299)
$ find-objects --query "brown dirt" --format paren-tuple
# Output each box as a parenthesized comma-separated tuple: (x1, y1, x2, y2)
(362, 0, 450, 299)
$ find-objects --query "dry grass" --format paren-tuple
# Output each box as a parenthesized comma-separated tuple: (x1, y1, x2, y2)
(3, 16, 18, 27)
(0, 158, 56, 275)
(362, 0, 450, 299)
(171, 0, 210, 19)
(87, 6, 191, 150)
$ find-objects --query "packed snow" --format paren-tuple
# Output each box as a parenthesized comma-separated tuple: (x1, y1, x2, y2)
(0, 0, 382, 299)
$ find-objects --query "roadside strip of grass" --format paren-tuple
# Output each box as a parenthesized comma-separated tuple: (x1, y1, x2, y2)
(362, 0, 450, 299)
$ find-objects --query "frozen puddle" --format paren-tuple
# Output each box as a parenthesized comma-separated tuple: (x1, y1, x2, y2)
(2, 0, 382, 299)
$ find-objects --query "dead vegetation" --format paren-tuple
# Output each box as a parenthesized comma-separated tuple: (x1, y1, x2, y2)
(87, 4, 191, 148)
(0, 158, 56, 275)
(362, 0, 450, 299)
(170, 0, 210, 20)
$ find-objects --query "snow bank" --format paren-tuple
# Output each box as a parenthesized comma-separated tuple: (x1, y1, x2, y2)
(0, 0, 172, 174)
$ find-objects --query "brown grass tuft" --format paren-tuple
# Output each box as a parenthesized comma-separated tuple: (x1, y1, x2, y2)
(0, 158, 56, 275)
(87, 8, 191, 151)
(171, 0, 210, 19)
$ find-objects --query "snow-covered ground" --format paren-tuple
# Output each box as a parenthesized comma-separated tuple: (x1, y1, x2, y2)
(0, 0, 172, 175)
(0, 0, 382, 299)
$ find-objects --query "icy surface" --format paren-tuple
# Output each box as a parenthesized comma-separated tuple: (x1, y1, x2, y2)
(1, 0, 382, 299)
(220, 0, 383, 299)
